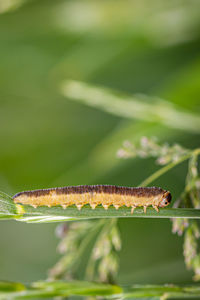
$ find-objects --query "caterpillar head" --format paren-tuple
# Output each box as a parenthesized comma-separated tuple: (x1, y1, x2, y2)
(159, 191, 172, 207)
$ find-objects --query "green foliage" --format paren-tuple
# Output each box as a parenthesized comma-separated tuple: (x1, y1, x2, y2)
(61, 80, 200, 134)
(117, 137, 189, 165)
(49, 219, 121, 283)
(172, 149, 200, 281)
(0, 280, 122, 299)
(1, 280, 200, 299)
(0, 191, 18, 219)
(0, 0, 200, 297)
(118, 138, 200, 281)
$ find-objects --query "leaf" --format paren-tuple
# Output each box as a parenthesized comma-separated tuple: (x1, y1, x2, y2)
(33, 280, 122, 296)
(0, 191, 18, 219)
(1, 199, 200, 223)
(0, 280, 122, 299)
(60, 80, 200, 134)
(1, 280, 200, 299)
(0, 281, 25, 292)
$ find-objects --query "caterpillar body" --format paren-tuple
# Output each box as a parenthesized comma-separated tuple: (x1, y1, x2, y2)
(13, 185, 171, 213)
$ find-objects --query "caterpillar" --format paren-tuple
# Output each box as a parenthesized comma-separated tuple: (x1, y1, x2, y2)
(13, 185, 171, 213)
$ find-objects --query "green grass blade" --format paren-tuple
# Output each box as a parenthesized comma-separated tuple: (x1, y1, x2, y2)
(19, 207, 200, 222)
(122, 284, 200, 299)
(1, 281, 200, 299)
(60, 80, 200, 134)
(0, 191, 18, 219)
(0, 280, 122, 299)
(2, 202, 200, 223)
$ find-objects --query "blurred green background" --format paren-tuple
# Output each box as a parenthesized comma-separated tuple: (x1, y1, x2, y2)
(0, 0, 200, 285)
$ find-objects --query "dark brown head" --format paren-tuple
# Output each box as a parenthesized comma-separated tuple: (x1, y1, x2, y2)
(159, 191, 172, 208)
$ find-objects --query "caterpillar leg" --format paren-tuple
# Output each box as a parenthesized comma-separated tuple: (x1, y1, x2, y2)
(61, 204, 68, 209)
(131, 206, 136, 214)
(31, 204, 38, 208)
(153, 205, 159, 212)
(113, 204, 120, 210)
(76, 204, 83, 210)
(90, 203, 97, 209)
(143, 206, 147, 213)
(102, 204, 110, 210)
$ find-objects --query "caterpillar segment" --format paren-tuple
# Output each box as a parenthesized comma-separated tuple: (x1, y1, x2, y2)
(13, 185, 171, 214)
